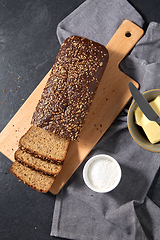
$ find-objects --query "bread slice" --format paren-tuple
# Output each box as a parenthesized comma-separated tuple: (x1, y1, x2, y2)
(15, 148, 62, 176)
(19, 126, 70, 163)
(10, 161, 54, 193)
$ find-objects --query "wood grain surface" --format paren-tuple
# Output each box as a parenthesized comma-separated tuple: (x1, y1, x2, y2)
(0, 20, 143, 194)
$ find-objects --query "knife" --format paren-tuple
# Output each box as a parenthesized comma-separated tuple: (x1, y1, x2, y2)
(128, 82, 160, 126)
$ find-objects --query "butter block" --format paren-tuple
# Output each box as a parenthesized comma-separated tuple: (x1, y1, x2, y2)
(134, 95, 160, 144)
(142, 121, 160, 144)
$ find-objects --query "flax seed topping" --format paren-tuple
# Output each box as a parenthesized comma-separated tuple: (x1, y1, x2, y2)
(31, 36, 109, 140)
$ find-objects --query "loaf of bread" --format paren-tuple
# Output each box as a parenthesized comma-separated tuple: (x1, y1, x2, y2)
(11, 36, 109, 193)
(15, 148, 62, 176)
(10, 161, 55, 193)
(19, 126, 70, 163)
(31, 35, 109, 140)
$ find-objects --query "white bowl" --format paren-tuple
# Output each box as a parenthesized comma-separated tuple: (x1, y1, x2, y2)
(83, 154, 121, 193)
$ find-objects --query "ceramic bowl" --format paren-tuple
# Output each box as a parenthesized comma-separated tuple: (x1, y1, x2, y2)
(83, 154, 121, 193)
(127, 89, 160, 152)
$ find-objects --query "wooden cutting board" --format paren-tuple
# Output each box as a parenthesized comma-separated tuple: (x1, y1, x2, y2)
(0, 20, 143, 194)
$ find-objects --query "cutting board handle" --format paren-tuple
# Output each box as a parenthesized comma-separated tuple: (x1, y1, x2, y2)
(106, 19, 144, 65)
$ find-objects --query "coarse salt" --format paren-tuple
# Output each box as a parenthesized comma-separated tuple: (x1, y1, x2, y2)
(87, 158, 119, 191)
(83, 155, 121, 192)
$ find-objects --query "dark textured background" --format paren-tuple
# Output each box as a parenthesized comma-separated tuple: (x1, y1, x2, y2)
(0, 0, 160, 239)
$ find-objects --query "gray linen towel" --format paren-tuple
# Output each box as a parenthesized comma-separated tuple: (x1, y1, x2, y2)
(51, 0, 160, 239)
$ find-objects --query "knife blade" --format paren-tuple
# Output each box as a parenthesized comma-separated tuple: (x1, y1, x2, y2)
(128, 82, 160, 126)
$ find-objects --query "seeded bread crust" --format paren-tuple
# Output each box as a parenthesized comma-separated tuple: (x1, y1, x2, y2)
(31, 36, 109, 140)
(15, 148, 63, 176)
(10, 161, 55, 193)
(19, 126, 70, 163)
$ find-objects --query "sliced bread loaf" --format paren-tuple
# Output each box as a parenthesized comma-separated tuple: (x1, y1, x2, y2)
(10, 161, 55, 193)
(15, 148, 62, 176)
(31, 36, 109, 140)
(19, 126, 70, 163)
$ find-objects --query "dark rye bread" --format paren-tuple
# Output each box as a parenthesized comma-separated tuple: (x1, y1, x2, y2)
(10, 161, 54, 193)
(31, 35, 109, 140)
(15, 148, 62, 176)
(19, 126, 70, 163)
